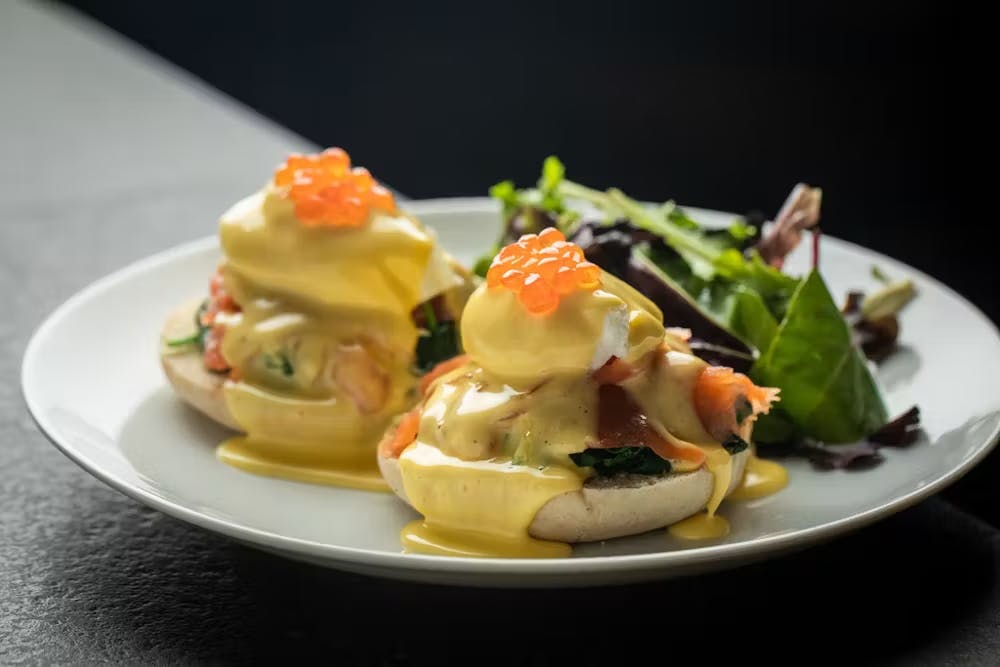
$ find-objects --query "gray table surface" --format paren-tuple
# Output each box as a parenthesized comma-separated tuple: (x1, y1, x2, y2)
(3, 2, 999, 664)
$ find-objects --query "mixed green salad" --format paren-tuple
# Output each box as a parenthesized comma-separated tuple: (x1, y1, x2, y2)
(478, 157, 920, 467)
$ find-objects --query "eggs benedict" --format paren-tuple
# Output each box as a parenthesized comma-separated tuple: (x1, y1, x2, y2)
(377, 228, 785, 557)
(160, 148, 473, 490)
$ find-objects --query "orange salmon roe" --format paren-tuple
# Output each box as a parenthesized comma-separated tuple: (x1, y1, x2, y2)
(273, 147, 396, 227)
(486, 228, 601, 315)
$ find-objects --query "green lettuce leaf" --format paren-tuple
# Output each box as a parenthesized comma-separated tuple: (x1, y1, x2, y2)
(702, 283, 780, 353)
(752, 271, 888, 443)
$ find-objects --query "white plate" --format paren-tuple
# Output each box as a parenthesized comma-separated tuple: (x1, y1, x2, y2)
(22, 198, 1000, 587)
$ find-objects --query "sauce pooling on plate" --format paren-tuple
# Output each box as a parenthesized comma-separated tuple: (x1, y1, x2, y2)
(668, 457, 789, 540)
(205, 148, 468, 488)
(728, 455, 789, 501)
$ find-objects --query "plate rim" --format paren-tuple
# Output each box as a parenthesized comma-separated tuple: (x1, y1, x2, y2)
(21, 196, 1000, 577)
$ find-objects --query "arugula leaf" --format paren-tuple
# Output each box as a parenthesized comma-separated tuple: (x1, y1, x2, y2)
(752, 271, 888, 443)
(608, 189, 722, 281)
(569, 447, 672, 477)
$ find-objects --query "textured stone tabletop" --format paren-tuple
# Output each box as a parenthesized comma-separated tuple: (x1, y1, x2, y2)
(2, 2, 998, 664)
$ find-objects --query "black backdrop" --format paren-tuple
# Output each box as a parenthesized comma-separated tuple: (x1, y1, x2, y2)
(59, 0, 995, 513)
(60, 1, 986, 307)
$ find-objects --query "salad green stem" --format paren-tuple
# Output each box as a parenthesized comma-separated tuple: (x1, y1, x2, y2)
(164, 332, 200, 348)
(422, 301, 439, 332)
(558, 180, 612, 208)
(606, 188, 721, 266)
(561, 178, 723, 268)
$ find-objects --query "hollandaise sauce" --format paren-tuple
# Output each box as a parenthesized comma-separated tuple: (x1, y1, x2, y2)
(396, 365, 597, 558)
(729, 455, 789, 501)
(399, 443, 582, 558)
(209, 150, 462, 489)
(667, 445, 735, 540)
(668, 513, 732, 540)
(668, 455, 789, 540)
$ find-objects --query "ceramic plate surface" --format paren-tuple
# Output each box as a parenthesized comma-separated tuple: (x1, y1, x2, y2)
(23, 198, 1000, 587)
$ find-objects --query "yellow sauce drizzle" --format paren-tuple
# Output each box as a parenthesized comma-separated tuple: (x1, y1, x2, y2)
(702, 445, 733, 515)
(729, 455, 788, 500)
(668, 453, 787, 541)
(668, 513, 731, 540)
(460, 270, 663, 383)
(218, 436, 387, 491)
(401, 522, 571, 559)
(397, 442, 582, 558)
(219, 373, 403, 490)
(667, 445, 733, 541)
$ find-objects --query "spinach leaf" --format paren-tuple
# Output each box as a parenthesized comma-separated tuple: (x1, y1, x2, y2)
(414, 319, 461, 374)
(569, 447, 672, 477)
(722, 434, 750, 454)
(752, 271, 888, 443)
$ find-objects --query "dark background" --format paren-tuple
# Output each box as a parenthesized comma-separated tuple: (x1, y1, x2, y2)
(61, 0, 985, 314)
(60, 0, 995, 521)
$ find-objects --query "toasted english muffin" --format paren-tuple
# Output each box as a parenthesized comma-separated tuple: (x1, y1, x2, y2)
(377, 446, 749, 543)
